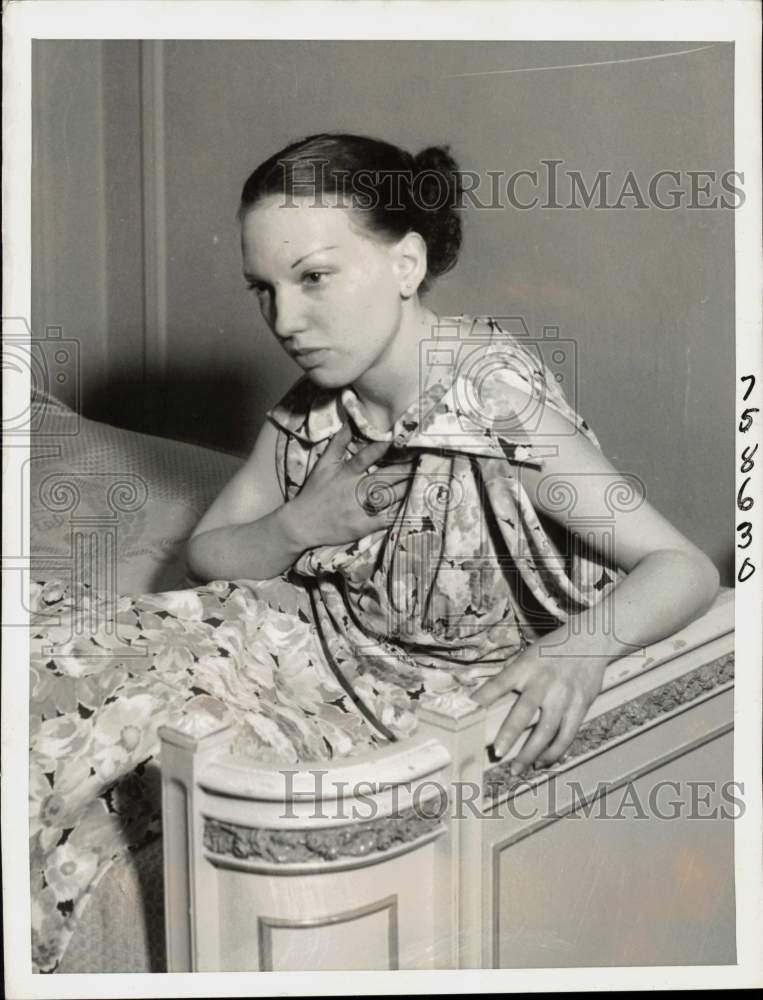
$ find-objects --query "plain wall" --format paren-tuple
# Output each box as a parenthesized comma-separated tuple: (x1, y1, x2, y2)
(31, 40, 735, 580)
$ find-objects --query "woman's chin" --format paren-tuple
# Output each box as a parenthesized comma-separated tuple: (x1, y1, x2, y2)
(303, 367, 350, 390)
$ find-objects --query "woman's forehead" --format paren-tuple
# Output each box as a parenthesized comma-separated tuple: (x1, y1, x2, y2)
(241, 197, 376, 266)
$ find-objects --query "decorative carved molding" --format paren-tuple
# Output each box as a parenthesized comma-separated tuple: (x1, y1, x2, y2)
(483, 651, 734, 802)
(203, 655, 734, 863)
(203, 793, 447, 865)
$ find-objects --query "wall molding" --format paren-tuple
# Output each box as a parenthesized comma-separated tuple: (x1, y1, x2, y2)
(139, 40, 168, 384)
(31, 41, 110, 413)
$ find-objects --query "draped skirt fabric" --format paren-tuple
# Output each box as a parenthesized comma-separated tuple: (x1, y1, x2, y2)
(29, 573, 403, 973)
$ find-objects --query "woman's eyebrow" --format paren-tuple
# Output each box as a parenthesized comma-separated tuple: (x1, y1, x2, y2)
(243, 245, 340, 282)
(290, 245, 339, 269)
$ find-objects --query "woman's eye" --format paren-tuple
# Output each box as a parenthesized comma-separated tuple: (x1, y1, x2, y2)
(302, 271, 329, 288)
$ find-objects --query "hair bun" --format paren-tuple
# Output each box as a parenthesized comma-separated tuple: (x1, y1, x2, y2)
(240, 132, 464, 294)
(413, 144, 460, 178)
(410, 144, 463, 280)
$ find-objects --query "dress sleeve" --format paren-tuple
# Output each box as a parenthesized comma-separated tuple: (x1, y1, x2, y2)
(483, 332, 604, 463)
(474, 325, 622, 627)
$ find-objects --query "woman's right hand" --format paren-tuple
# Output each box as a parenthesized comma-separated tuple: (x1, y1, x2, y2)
(285, 422, 413, 549)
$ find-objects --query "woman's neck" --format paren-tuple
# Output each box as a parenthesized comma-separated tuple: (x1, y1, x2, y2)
(351, 300, 440, 430)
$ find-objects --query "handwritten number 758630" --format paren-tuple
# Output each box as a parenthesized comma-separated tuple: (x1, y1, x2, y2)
(737, 374, 758, 583)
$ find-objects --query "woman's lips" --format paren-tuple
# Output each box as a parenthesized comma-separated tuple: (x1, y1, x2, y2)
(293, 347, 329, 367)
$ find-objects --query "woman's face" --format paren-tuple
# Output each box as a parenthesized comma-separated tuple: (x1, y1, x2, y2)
(241, 194, 408, 389)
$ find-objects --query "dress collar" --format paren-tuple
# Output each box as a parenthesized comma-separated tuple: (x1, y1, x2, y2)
(267, 315, 566, 464)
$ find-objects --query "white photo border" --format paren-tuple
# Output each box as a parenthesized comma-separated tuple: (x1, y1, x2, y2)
(3, 1, 762, 996)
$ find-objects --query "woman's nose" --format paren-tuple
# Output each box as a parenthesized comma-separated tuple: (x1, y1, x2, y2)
(270, 287, 307, 340)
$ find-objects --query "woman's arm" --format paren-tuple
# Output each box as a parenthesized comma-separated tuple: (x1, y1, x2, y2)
(186, 420, 308, 581)
(187, 421, 412, 582)
(473, 386, 720, 767)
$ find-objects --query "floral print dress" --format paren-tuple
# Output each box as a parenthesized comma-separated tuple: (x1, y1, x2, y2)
(29, 315, 615, 972)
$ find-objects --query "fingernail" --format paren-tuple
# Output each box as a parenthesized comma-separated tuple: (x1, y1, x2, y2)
(509, 760, 522, 776)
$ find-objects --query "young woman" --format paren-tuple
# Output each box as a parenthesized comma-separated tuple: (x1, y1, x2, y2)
(29, 132, 719, 972)
(187, 131, 719, 760)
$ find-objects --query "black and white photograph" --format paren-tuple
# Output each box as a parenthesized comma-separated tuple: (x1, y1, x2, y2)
(3, 1, 762, 995)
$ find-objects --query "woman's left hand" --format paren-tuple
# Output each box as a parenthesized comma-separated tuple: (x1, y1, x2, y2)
(471, 646, 607, 772)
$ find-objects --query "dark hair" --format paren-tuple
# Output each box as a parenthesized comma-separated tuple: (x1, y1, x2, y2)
(238, 132, 464, 293)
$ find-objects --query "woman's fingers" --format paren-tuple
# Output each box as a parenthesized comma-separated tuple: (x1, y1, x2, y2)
(347, 438, 392, 474)
(321, 422, 354, 462)
(492, 691, 541, 760)
(359, 478, 411, 517)
(510, 700, 565, 770)
(471, 658, 527, 707)
(534, 699, 587, 768)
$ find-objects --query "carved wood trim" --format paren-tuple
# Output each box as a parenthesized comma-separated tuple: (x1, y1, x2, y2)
(203, 791, 447, 866)
(484, 651, 734, 802)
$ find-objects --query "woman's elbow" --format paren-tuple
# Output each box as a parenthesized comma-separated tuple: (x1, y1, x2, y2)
(185, 531, 214, 583)
(672, 547, 721, 619)
(699, 556, 722, 611)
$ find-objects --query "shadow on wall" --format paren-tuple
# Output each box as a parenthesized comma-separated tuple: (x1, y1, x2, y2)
(86, 366, 266, 457)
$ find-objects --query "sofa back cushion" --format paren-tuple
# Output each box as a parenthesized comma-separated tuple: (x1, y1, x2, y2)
(30, 392, 244, 593)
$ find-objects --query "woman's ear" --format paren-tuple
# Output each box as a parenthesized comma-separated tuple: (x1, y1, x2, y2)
(393, 230, 428, 298)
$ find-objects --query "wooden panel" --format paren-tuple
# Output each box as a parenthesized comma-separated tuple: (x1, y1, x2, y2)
(259, 896, 397, 971)
(214, 842, 438, 971)
(493, 730, 736, 968)
(162, 777, 191, 971)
